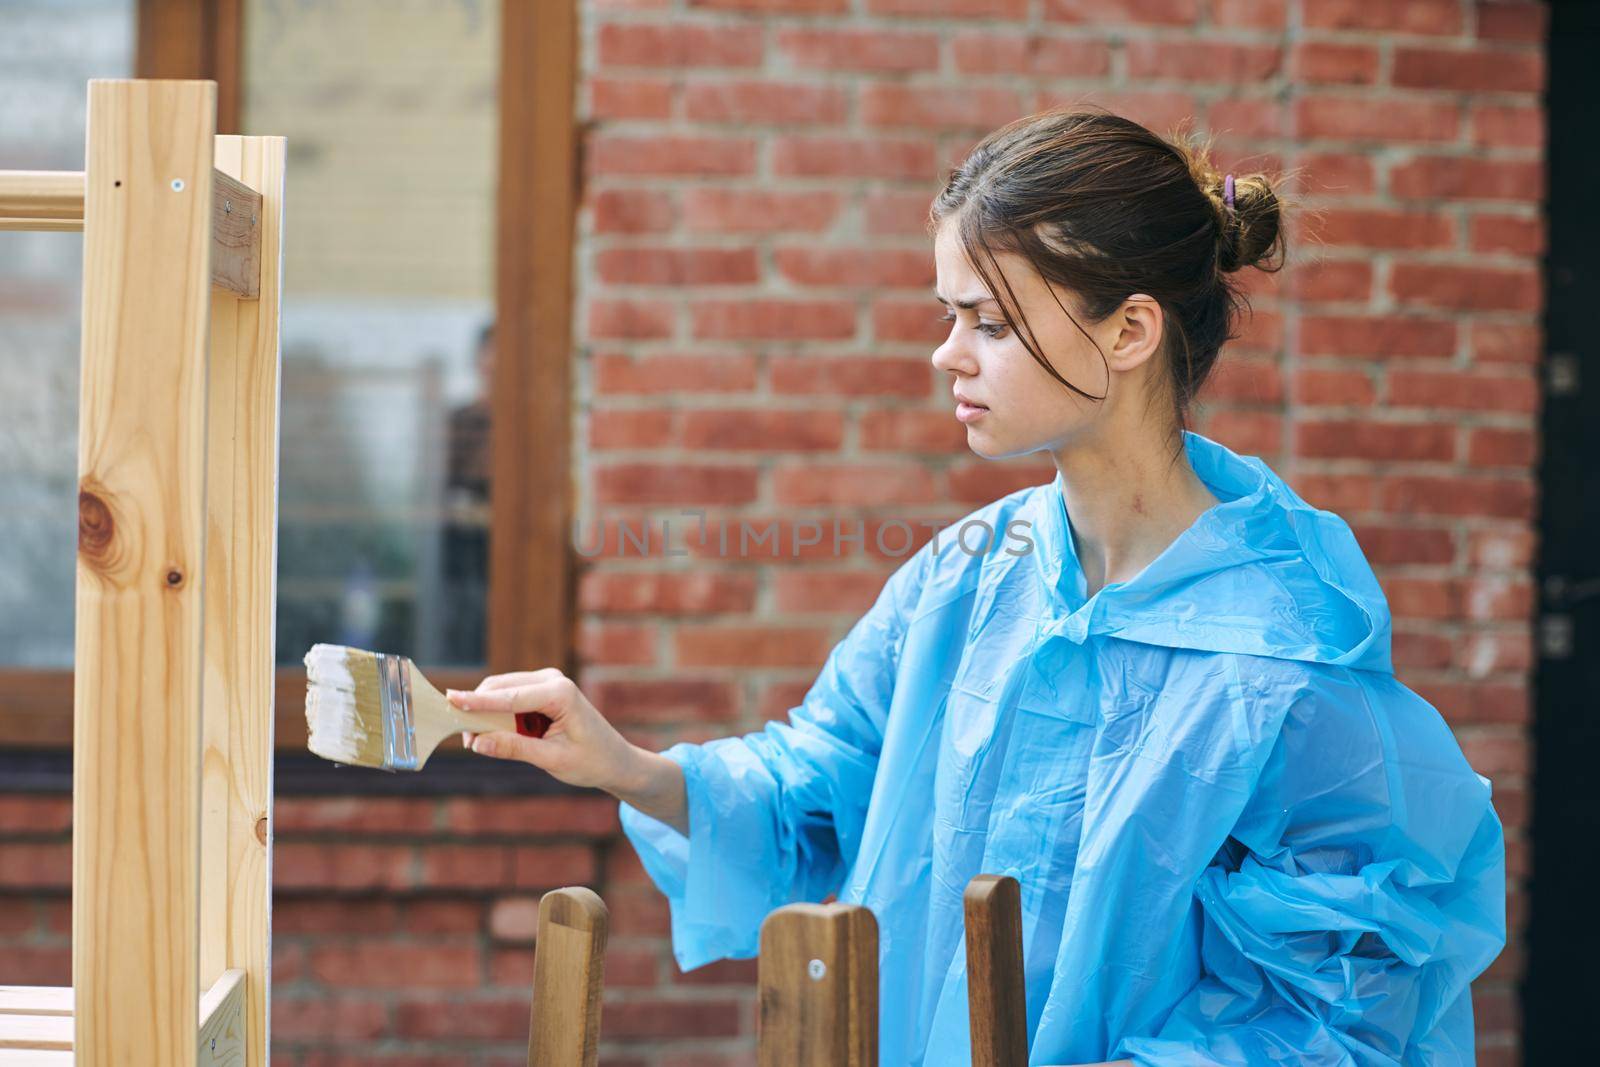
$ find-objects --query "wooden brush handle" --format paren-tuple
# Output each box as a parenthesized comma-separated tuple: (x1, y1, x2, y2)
(405, 662, 552, 767)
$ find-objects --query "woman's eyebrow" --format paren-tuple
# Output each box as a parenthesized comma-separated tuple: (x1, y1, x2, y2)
(934, 292, 998, 309)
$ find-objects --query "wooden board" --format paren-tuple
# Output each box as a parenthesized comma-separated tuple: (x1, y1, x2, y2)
(73, 77, 216, 1067)
(527, 888, 608, 1067)
(0, 990, 71, 1017)
(197, 970, 245, 1067)
(198, 133, 284, 1067)
(757, 903, 878, 1067)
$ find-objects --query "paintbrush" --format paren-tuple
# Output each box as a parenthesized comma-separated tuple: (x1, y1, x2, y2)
(303, 643, 550, 771)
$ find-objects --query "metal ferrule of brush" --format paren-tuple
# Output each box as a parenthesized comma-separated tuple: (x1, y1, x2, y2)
(376, 653, 418, 771)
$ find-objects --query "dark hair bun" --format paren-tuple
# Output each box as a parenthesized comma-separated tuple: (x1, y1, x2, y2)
(1208, 171, 1283, 274)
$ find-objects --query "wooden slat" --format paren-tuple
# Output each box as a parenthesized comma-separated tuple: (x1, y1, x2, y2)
(526, 887, 608, 1067)
(757, 903, 878, 1067)
(964, 874, 1029, 1067)
(197, 134, 284, 1067)
(0, 170, 260, 297)
(492, 0, 577, 677)
(0, 1050, 74, 1065)
(0, 990, 71, 1018)
(73, 77, 215, 1067)
(0, 1014, 71, 1051)
(197, 970, 245, 1066)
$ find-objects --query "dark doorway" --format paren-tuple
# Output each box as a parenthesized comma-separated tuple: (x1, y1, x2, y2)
(1525, 0, 1600, 1057)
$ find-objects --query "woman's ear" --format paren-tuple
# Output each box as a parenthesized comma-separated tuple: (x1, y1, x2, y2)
(1105, 294, 1164, 371)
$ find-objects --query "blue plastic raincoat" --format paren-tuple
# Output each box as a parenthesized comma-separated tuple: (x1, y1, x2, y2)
(618, 430, 1506, 1065)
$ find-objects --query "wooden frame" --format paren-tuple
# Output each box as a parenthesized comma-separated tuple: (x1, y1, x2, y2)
(0, 0, 579, 750)
(0, 78, 283, 1067)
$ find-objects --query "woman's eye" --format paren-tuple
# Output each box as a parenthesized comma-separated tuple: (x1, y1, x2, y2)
(936, 311, 1008, 340)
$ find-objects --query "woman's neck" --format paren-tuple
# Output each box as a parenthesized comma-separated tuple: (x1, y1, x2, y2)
(1052, 432, 1220, 598)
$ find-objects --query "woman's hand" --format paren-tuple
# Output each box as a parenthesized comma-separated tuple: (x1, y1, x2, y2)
(448, 670, 641, 793)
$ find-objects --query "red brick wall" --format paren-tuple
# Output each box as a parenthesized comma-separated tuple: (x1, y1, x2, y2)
(0, 0, 1545, 1062)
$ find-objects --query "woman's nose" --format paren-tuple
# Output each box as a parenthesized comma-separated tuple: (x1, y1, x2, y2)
(931, 333, 976, 376)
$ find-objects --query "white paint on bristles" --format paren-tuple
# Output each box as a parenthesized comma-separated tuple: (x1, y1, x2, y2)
(304, 643, 375, 765)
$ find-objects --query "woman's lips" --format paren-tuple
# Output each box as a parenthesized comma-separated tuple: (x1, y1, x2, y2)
(956, 401, 988, 423)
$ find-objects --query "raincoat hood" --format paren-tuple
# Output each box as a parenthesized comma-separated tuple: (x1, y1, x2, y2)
(1031, 429, 1394, 673)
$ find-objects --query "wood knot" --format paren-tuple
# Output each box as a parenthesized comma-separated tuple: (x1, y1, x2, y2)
(254, 816, 269, 845)
(164, 569, 185, 589)
(77, 490, 115, 561)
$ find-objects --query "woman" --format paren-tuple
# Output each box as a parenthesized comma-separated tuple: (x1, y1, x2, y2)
(453, 108, 1507, 1065)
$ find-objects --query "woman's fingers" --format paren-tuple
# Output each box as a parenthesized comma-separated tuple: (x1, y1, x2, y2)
(473, 669, 563, 693)
(448, 676, 577, 716)
(468, 730, 548, 766)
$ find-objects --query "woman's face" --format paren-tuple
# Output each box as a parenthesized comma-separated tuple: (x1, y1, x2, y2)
(930, 218, 1162, 460)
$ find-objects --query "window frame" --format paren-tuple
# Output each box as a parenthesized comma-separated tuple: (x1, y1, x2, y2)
(0, 0, 577, 763)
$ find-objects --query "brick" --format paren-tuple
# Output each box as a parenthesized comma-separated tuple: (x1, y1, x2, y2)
(587, 299, 676, 340)
(946, 461, 1056, 506)
(773, 248, 934, 289)
(0, 842, 68, 888)
(589, 77, 675, 120)
(1384, 576, 1463, 621)
(1390, 157, 1544, 203)
(1387, 369, 1538, 413)
(511, 845, 599, 889)
(776, 28, 940, 73)
(595, 353, 759, 394)
(1471, 103, 1545, 150)
(1291, 367, 1375, 407)
(1287, 258, 1372, 303)
(590, 189, 677, 234)
(591, 461, 761, 506)
(603, 996, 744, 1038)
(445, 796, 623, 836)
(773, 569, 895, 614)
(1349, 524, 1454, 566)
(951, 33, 1111, 77)
(1389, 264, 1540, 313)
(1471, 322, 1540, 365)
(393, 996, 531, 1040)
(272, 843, 415, 891)
(680, 409, 846, 450)
(588, 135, 756, 178)
(1290, 42, 1378, 85)
(1470, 214, 1545, 257)
(1469, 427, 1538, 469)
(774, 462, 940, 506)
(272, 899, 400, 935)
(273, 995, 390, 1041)
(1043, 0, 1198, 26)
(1126, 40, 1281, 82)
(1465, 576, 1534, 622)
(862, 84, 1023, 130)
(1195, 357, 1284, 405)
(309, 942, 482, 989)
(273, 797, 436, 835)
(595, 247, 760, 286)
(771, 355, 932, 398)
(860, 409, 970, 452)
(1295, 419, 1454, 462)
(583, 678, 742, 723)
(1294, 151, 1376, 197)
(870, 0, 1027, 17)
(691, 299, 856, 341)
(1478, 2, 1548, 44)
(1391, 630, 1455, 670)
(874, 299, 949, 344)
(1302, 0, 1461, 35)
(675, 625, 831, 667)
(1310, 209, 1454, 251)
(1393, 47, 1544, 94)
(1300, 315, 1456, 360)
(580, 571, 757, 615)
(417, 844, 513, 889)
(773, 135, 937, 181)
(683, 80, 850, 125)
(597, 23, 764, 68)
(1293, 472, 1377, 513)
(1469, 526, 1538, 570)
(865, 190, 938, 235)
(1457, 729, 1528, 777)
(1034, 89, 1197, 136)
(1378, 475, 1534, 520)
(0, 795, 71, 833)
(1208, 0, 1284, 27)
(589, 408, 678, 449)
(1198, 410, 1282, 457)
(578, 620, 658, 666)
(684, 188, 843, 234)
(1208, 98, 1286, 139)
(1294, 95, 1458, 143)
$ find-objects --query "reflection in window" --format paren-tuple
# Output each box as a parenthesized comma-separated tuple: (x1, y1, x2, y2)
(244, 0, 499, 666)
(0, 0, 136, 668)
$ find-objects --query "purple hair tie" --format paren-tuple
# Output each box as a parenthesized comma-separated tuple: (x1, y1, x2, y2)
(1223, 173, 1236, 210)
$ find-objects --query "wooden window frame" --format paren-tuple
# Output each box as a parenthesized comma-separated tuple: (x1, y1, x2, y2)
(0, 0, 576, 752)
